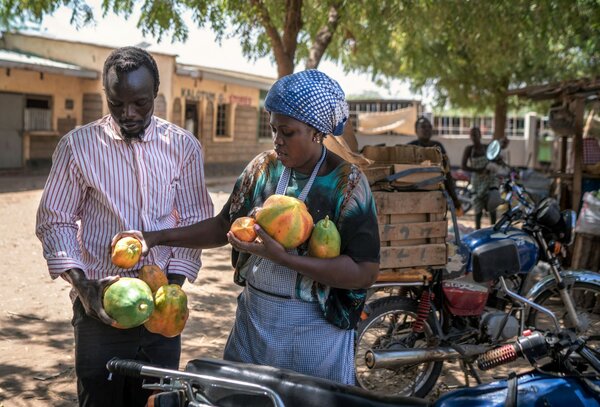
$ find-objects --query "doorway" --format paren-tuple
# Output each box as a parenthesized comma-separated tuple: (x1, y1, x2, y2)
(0, 93, 24, 168)
(184, 101, 199, 138)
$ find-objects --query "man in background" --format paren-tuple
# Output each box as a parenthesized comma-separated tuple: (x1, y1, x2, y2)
(408, 116, 463, 214)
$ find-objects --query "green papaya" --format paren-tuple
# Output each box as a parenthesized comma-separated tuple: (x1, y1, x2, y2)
(308, 215, 341, 259)
(103, 277, 154, 329)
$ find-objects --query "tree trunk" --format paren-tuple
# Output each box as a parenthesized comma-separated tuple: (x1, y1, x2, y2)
(493, 93, 508, 140)
(275, 52, 296, 78)
(305, 4, 342, 69)
(251, 0, 302, 78)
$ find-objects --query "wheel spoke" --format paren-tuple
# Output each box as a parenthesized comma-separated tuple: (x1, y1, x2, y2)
(529, 283, 600, 350)
(355, 298, 442, 397)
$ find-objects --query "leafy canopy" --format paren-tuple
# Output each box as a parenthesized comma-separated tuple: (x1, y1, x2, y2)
(344, 0, 600, 111)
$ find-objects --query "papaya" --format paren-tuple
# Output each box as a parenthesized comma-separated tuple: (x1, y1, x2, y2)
(103, 277, 154, 329)
(138, 265, 169, 293)
(112, 237, 142, 269)
(230, 216, 257, 242)
(144, 284, 189, 338)
(308, 216, 341, 259)
(255, 194, 313, 249)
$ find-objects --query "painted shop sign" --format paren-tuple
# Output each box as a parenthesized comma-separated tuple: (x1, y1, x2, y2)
(181, 89, 215, 101)
(229, 95, 252, 106)
(181, 89, 253, 107)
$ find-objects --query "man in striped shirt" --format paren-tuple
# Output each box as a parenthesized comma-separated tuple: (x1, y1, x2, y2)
(35, 47, 213, 407)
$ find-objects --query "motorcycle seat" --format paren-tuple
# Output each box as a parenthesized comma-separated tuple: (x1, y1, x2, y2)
(185, 358, 430, 407)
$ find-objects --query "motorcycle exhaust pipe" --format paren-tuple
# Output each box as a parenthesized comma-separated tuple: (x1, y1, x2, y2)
(365, 347, 461, 369)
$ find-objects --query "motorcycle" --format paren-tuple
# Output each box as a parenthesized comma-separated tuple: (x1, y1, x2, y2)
(451, 168, 474, 214)
(106, 240, 600, 406)
(105, 357, 428, 407)
(354, 140, 600, 398)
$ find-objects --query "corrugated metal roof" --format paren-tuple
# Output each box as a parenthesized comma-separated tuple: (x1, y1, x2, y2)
(507, 77, 600, 101)
(2, 31, 275, 88)
(177, 64, 274, 90)
(0, 49, 98, 78)
(9, 30, 178, 57)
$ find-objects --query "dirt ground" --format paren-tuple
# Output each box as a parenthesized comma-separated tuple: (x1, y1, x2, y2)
(0, 172, 507, 407)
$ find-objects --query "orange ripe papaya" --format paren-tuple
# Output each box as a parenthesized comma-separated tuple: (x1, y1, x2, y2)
(255, 194, 314, 249)
(144, 284, 189, 338)
(112, 237, 142, 269)
(230, 216, 257, 242)
(138, 265, 169, 293)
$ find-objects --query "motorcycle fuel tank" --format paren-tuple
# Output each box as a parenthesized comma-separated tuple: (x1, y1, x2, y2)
(434, 372, 600, 407)
(462, 227, 538, 275)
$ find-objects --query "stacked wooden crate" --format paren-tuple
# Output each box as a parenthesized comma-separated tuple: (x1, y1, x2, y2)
(361, 145, 448, 282)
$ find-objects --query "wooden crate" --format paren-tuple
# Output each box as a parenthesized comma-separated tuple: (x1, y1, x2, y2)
(375, 190, 448, 270)
(362, 144, 443, 166)
(357, 145, 449, 280)
(363, 163, 444, 190)
(377, 267, 433, 283)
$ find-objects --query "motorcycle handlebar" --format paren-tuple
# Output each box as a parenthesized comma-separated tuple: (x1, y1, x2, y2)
(106, 358, 144, 378)
(577, 345, 600, 372)
(477, 331, 548, 371)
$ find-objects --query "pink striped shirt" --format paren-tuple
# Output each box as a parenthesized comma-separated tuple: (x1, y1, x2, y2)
(36, 115, 214, 282)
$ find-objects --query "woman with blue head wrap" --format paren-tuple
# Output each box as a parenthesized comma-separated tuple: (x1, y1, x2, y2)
(112, 70, 380, 385)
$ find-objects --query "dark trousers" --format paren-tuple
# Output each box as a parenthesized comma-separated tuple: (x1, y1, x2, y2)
(72, 298, 181, 407)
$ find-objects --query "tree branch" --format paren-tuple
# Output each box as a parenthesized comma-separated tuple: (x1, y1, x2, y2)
(249, 0, 292, 77)
(281, 0, 303, 68)
(306, 3, 342, 69)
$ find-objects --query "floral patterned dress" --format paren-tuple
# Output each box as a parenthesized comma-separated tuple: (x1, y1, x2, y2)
(223, 150, 379, 384)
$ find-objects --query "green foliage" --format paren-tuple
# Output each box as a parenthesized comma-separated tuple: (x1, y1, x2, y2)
(345, 0, 600, 112)
(0, 0, 397, 76)
(0, 0, 93, 31)
(2, 0, 598, 112)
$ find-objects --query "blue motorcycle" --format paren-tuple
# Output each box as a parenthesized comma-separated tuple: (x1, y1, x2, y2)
(106, 240, 600, 406)
(435, 239, 600, 406)
(354, 140, 600, 397)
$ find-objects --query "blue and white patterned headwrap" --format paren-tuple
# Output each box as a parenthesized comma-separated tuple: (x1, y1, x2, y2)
(265, 69, 349, 136)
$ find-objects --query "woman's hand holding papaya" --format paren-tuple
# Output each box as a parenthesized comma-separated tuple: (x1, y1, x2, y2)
(227, 224, 287, 264)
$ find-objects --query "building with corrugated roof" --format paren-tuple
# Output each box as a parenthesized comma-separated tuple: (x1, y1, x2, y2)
(0, 31, 276, 174)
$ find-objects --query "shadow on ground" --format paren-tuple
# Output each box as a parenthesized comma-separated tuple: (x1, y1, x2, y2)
(0, 315, 77, 406)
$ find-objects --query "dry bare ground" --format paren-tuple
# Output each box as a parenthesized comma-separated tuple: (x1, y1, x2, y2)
(0, 173, 520, 407)
(0, 175, 240, 407)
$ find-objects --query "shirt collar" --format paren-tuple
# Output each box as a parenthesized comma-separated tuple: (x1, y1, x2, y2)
(106, 115, 157, 143)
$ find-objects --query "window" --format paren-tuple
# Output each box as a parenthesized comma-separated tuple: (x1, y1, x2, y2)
(24, 96, 52, 131)
(214, 102, 234, 141)
(462, 117, 472, 133)
(482, 118, 493, 136)
(215, 103, 228, 137)
(257, 90, 271, 140)
(505, 117, 525, 137)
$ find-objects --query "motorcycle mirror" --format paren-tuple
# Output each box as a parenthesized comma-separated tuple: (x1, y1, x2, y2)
(486, 140, 501, 161)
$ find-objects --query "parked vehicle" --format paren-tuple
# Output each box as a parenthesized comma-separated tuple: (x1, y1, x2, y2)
(354, 140, 600, 398)
(105, 357, 428, 407)
(451, 168, 474, 214)
(435, 239, 600, 406)
(105, 240, 600, 406)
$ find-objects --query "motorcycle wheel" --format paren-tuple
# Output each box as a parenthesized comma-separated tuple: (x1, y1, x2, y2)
(456, 187, 473, 214)
(355, 296, 443, 398)
(526, 281, 600, 348)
